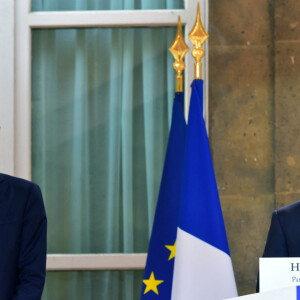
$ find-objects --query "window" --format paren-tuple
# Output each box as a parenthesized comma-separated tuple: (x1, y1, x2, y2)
(1, 0, 208, 298)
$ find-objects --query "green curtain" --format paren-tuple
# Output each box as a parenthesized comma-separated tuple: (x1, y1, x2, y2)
(32, 26, 177, 300)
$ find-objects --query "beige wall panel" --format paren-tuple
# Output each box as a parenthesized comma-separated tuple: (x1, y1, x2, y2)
(209, 0, 272, 46)
(275, 0, 300, 41)
(209, 0, 276, 296)
(222, 195, 274, 295)
(275, 42, 300, 197)
(209, 46, 274, 196)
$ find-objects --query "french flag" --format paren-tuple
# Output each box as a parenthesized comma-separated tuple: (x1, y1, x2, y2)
(171, 80, 238, 300)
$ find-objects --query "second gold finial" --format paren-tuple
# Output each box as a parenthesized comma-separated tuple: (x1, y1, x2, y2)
(188, 3, 209, 79)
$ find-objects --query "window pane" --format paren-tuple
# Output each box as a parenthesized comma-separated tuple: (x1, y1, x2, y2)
(32, 27, 176, 254)
(43, 270, 144, 300)
(31, 0, 184, 11)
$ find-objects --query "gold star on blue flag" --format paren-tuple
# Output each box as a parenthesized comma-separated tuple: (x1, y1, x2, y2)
(143, 272, 164, 295)
(165, 241, 176, 260)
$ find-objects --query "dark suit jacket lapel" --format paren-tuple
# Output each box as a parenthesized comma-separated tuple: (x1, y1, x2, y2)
(0, 174, 5, 183)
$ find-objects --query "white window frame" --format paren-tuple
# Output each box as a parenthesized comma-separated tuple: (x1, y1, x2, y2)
(1, 0, 208, 272)
(0, 0, 14, 175)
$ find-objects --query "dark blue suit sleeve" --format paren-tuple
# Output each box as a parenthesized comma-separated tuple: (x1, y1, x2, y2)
(256, 210, 288, 292)
(12, 184, 47, 300)
(262, 210, 288, 257)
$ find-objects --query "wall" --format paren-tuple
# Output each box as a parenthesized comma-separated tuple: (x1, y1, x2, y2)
(209, 0, 300, 295)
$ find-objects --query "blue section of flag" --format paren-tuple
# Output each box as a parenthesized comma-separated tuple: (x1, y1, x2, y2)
(178, 79, 230, 255)
(297, 286, 300, 300)
(141, 92, 186, 299)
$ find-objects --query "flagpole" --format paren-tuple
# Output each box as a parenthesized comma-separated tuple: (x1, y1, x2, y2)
(188, 3, 209, 80)
(169, 17, 189, 92)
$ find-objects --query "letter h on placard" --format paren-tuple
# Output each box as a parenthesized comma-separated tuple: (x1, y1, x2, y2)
(291, 263, 300, 271)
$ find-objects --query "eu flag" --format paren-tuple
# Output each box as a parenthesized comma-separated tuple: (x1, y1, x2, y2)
(141, 92, 186, 299)
(171, 80, 237, 299)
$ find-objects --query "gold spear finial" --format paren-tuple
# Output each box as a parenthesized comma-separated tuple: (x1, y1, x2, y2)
(169, 16, 189, 92)
(188, 3, 209, 79)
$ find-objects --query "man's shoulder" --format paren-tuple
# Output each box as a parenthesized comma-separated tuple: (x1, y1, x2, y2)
(275, 201, 300, 225)
(0, 173, 38, 192)
(0, 173, 44, 218)
(277, 200, 300, 214)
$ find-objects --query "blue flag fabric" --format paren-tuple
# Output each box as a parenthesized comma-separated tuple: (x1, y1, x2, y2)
(141, 92, 186, 299)
(179, 79, 230, 254)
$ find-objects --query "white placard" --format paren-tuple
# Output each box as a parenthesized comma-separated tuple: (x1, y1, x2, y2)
(260, 258, 300, 292)
(225, 285, 297, 300)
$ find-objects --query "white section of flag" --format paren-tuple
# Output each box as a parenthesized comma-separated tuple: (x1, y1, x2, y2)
(171, 228, 238, 300)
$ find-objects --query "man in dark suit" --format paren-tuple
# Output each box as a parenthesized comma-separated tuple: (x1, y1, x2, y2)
(257, 201, 300, 291)
(0, 173, 47, 299)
